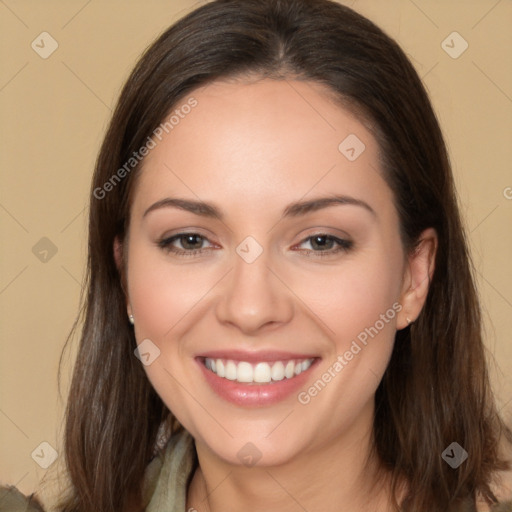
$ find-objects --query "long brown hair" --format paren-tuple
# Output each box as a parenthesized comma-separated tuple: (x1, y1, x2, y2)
(56, 0, 511, 510)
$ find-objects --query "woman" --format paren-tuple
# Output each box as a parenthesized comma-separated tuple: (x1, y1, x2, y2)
(1, 0, 511, 510)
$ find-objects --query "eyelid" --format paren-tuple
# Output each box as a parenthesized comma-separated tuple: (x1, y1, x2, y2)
(292, 233, 353, 256)
(158, 226, 215, 239)
(157, 230, 353, 258)
(294, 226, 352, 242)
(157, 231, 217, 253)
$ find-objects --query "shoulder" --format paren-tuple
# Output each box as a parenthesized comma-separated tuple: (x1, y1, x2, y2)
(0, 485, 44, 511)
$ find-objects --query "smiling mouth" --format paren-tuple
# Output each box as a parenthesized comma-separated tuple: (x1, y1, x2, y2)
(200, 357, 316, 384)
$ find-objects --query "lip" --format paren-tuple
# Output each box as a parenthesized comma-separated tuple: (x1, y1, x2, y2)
(196, 349, 319, 363)
(195, 355, 321, 407)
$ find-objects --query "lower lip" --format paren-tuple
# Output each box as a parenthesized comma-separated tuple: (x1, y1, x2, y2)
(196, 358, 320, 407)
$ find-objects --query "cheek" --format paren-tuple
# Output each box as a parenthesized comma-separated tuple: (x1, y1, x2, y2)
(125, 243, 212, 426)
(127, 245, 209, 340)
(290, 255, 403, 421)
(290, 252, 403, 347)
(291, 246, 404, 404)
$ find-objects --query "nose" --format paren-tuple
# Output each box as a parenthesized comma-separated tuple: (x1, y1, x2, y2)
(214, 244, 295, 335)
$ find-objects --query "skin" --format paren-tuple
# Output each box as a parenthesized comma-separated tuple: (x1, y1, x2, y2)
(116, 78, 437, 512)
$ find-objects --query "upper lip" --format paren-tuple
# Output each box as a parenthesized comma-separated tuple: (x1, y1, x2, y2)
(196, 350, 319, 363)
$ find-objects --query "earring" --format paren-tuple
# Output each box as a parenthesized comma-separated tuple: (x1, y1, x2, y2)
(129, 314, 134, 325)
(406, 317, 412, 325)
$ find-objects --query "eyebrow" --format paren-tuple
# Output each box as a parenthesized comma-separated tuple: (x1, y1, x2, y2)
(143, 194, 376, 220)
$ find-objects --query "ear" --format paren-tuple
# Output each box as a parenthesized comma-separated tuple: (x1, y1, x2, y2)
(396, 228, 438, 330)
(113, 235, 123, 271)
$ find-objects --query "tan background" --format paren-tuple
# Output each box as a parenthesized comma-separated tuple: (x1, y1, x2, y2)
(1, 0, 511, 505)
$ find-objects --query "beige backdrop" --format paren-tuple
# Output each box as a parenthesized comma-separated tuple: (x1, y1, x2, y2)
(1, 0, 511, 506)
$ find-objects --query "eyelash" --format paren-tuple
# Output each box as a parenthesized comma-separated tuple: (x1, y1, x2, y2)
(157, 232, 353, 258)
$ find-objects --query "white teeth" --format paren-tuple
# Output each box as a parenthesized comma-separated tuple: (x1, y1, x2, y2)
(216, 359, 225, 377)
(254, 362, 271, 383)
(225, 361, 237, 380)
(203, 357, 314, 384)
(271, 361, 285, 381)
(237, 362, 253, 383)
(285, 360, 295, 379)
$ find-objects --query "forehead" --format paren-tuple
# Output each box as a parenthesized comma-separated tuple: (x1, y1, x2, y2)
(132, 78, 393, 218)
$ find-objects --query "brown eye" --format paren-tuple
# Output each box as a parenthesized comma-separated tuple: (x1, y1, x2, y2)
(157, 232, 214, 256)
(295, 234, 353, 257)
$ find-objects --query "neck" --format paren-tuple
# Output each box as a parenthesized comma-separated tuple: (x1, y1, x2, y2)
(187, 400, 395, 512)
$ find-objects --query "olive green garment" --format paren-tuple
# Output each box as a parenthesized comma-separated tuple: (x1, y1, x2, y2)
(0, 486, 44, 512)
(0, 429, 197, 512)
(143, 428, 197, 511)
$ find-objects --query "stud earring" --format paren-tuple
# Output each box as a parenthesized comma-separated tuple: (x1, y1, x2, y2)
(129, 314, 135, 325)
(406, 317, 412, 325)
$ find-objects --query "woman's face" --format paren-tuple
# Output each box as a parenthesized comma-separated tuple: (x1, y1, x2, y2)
(124, 78, 416, 467)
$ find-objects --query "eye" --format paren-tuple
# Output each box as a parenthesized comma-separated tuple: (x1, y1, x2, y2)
(294, 234, 353, 257)
(157, 232, 353, 259)
(157, 232, 215, 257)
